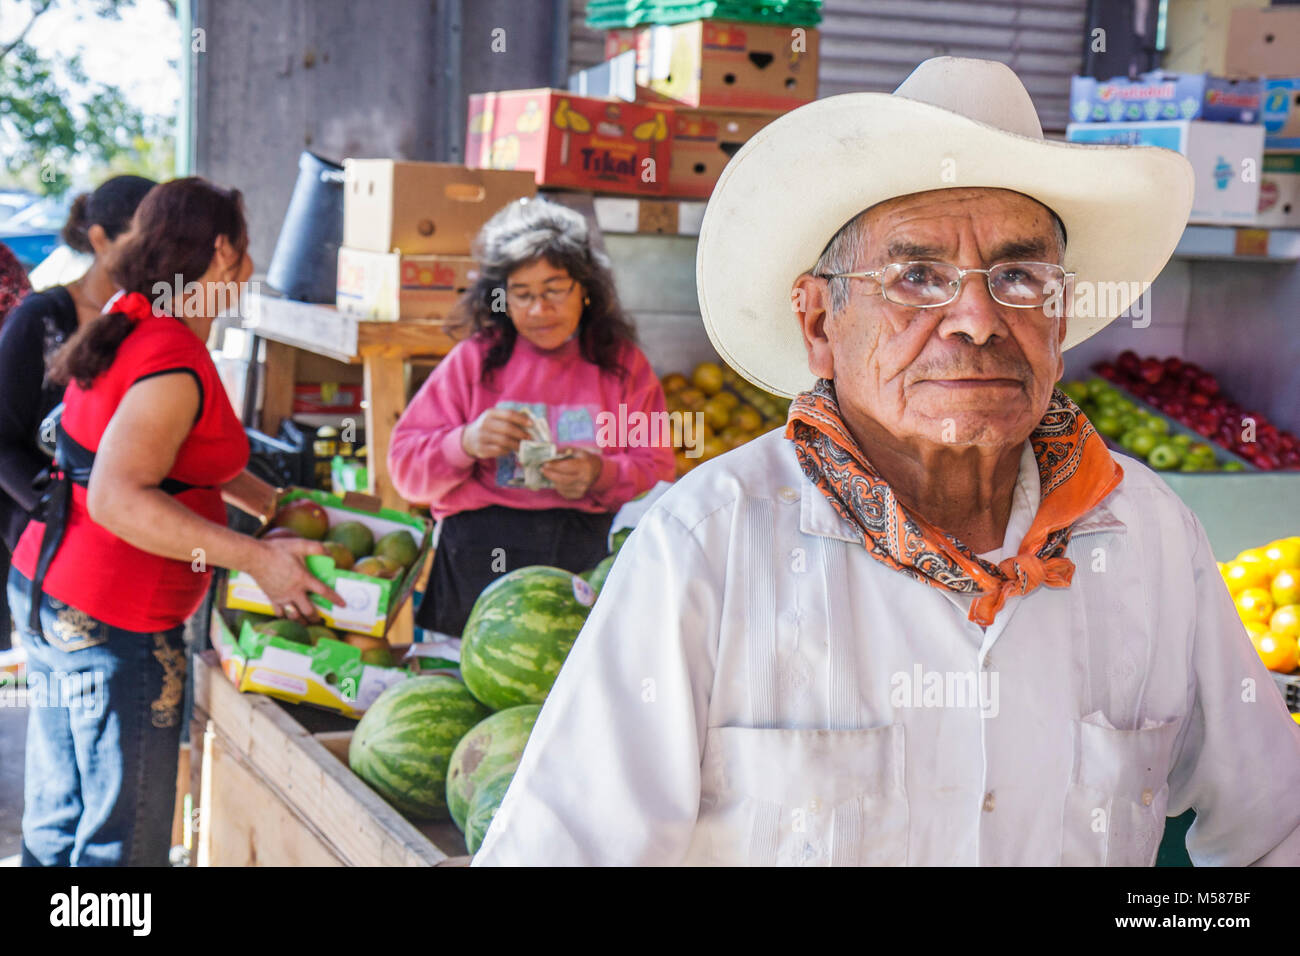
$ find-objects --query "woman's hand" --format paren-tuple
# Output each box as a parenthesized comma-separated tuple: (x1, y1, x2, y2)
(249, 537, 346, 621)
(542, 449, 603, 501)
(462, 408, 533, 459)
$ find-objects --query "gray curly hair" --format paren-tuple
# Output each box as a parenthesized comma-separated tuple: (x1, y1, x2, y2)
(457, 196, 638, 382)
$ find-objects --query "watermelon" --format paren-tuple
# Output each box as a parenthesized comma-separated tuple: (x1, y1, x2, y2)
(587, 555, 615, 594)
(465, 771, 514, 855)
(348, 676, 490, 820)
(459, 566, 592, 710)
(446, 704, 541, 832)
(610, 527, 632, 554)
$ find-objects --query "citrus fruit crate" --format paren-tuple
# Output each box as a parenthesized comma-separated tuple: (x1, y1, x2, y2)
(1272, 673, 1300, 713)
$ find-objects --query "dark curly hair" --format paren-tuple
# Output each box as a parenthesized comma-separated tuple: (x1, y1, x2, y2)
(49, 177, 248, 390)
(452, 197, 637, 384)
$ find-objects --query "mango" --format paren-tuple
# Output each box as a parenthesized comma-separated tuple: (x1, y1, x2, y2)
(305, 625, 336, 646)
(233, 610, 274, 634)
(374, 530, 419, 569)
(360, 647, 395, 667)
(327, 520, 374, 559)
(353, 555, 402, 579)
(254, 618, 310, 645)
(321, 540, 354, 570)
(270, 499, 329, 541)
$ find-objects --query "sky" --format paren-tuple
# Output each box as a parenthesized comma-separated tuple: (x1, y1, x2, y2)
(2, 0, 180, 120)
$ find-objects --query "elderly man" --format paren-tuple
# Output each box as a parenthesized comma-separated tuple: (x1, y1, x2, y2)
(474, 58, 1300, 866)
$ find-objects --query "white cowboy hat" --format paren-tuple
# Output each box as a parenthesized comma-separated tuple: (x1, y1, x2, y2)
(695, 56, 1195, 398)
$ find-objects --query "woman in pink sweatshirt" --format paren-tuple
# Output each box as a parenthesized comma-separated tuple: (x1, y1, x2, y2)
(389, 197, 675, 637)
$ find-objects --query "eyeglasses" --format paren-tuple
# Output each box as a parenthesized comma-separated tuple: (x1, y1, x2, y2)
(816, 260, 1075, 309)
(505, 277, 578, 311)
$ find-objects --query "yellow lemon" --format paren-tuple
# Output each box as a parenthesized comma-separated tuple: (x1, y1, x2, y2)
(1255, 631, 1299, 673)
(1224, 560, 1269, 594)
(1264, 538, 1300, 571)
(691, 362, 725, 396)
(661, 372, 688, 395)
(1236, 587, 1275, 624)
(1270, 605, 1300, 641)
(1270, 567, 1300, 607)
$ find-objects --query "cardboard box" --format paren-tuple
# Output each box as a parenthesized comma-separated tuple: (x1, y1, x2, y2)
(658, 106, 779, 198)
(1257, 151, 1300, 228)
(336, 247, 477, 321)
(1263, 78, 1300, 149)
(1163, 0, 1268, 76)
(1226, 7, 1300, 78)
(466, 89, 674, 197)
(1066, 120, 1263, 226)
(1068, 73, 1262, 124)
(342, 160, 535, 255)
(225, 488, 432, 638)
(605, 19, 818, 111)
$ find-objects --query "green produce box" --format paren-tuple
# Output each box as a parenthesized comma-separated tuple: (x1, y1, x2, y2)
(331, 454, 369, 494)
(209, 605, 456, 719)
(225, 488, 431, 638)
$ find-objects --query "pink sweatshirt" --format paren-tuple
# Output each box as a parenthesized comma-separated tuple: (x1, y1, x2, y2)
(389, 332, 676, 519)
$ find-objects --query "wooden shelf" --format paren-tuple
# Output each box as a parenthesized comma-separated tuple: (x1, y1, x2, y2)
(1174, 226, 1300, 261)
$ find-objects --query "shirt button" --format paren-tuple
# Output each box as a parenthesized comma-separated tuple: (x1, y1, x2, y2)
(1141, 788, 1153, 807)
(982, 655, 993, 670)
(777, 486, 799, 504)
(982, 791, 995, 812)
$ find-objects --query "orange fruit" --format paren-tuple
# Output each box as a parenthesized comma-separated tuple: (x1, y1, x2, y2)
(1270, 605, 1300, 641)
(1244, 620, 1269, 641)
(1271, 567, 1300, 607)
(1264, 538, 1300, 573)
(661, 372, 688, 395)
(731, 405, 763, 432)
(691, 362, 725, 396)
(1235, 587, 1275, 624)
(1223, 560, 1270, 594)
(1254, 631, 1299, 673)
(676, 387, 707, 411)
(702, 436, 726, 460)
(712, 390, 739, 412)
(701, 397, 731, 431)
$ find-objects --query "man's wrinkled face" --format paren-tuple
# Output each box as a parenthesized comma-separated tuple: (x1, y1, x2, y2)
(826, 188, 1068, 449)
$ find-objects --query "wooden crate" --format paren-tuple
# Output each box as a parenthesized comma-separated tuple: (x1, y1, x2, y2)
(191, 650, 470, 867)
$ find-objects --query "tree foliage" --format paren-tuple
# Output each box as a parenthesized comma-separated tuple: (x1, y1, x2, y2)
(0, 0, 175, 196)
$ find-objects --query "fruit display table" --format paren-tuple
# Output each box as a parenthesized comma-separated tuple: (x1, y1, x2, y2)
(243, 289, 459, 512)
(190, 650, 469, 867)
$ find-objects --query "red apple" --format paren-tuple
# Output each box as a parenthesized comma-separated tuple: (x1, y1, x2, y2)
(1139, 358, 1164, 384)
(1117, 350, 1141, 375)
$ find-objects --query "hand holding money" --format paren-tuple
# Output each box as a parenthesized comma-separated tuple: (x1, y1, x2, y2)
(461, 407, 533, 459)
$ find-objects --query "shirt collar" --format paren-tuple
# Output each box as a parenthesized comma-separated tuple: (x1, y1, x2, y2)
(796, 439, 1127, 544)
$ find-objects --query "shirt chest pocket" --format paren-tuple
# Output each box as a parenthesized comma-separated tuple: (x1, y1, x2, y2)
(697, 723, 908, 866)
(1059, 715, 1183, 867)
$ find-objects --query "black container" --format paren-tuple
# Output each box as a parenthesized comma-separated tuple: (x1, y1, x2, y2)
(266, 151, 345, 303)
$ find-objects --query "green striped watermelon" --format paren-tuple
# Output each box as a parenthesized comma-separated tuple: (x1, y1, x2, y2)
(348, 676, 490, 820)
(586, 554, 615, 594)
(465, 771, 514, 855)
(459, 566, 593, 710)
(446, 704, 541, 832)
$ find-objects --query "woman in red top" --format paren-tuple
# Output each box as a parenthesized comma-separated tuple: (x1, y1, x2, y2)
(6, 178, 342, 867)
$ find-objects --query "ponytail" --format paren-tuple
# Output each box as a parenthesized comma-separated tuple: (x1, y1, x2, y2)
(47, 311, 136, 390)
(61, 193, 93, 254)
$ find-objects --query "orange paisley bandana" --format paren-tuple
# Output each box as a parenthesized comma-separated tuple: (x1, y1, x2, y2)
(785, 378, 1123, 626)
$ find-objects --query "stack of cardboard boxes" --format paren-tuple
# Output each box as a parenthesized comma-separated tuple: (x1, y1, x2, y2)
(1066, 4, 1300, 229)
(465, 16, 820, 201)
(334, 160, 536, 321)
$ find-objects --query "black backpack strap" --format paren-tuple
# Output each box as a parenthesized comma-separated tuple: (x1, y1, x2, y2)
(26, 422, 211, 630)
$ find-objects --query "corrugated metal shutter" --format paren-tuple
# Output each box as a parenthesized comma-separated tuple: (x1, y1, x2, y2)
(567, 0, 1087, 132)
(818, 0, 1087, 131)
(570, 0, 609, 73)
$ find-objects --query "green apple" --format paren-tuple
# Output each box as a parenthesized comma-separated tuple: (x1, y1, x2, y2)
(1170, 433, 1193, 448)
(1123, 429, 1160, 457)
(1093, 413, 1124, 438)
(1061, 381, 1090, 404)
(1222, 460, 1246, 472)
(1147, 443, 1182, 470)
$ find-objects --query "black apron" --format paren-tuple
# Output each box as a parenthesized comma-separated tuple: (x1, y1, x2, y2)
(26, 423, 204, 630)
(417, 505, 613, 637)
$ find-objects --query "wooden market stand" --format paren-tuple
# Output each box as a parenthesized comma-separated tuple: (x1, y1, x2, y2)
(190, 650, 469, 866)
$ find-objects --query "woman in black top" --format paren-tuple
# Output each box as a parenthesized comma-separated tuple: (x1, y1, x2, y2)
(0, 175, 155, 651)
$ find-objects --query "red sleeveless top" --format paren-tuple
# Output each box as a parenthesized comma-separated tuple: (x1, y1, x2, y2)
(13, 292, 249, 632)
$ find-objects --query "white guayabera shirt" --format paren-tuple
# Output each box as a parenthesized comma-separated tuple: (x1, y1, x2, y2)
(473, 429, 1300, 866)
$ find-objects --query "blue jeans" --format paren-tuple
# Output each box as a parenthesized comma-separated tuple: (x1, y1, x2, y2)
(6, 567, 186, 866)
